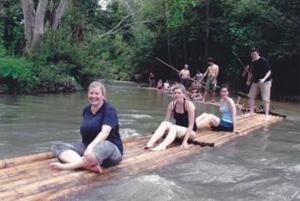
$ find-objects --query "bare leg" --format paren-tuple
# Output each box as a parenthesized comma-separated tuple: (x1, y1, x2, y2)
(211, 92, 216, 102)
(203, 91, 208, 102)
(195, 113, 209, 125)
(248, 98, 255, 116)
(196, 114, 219, 129)
(146, 121, 171, 148)
(151, 125, 177, 151)
(50, 150, 85, 170)
(50, 149, 103, 174)
(264, 101, 270, 120)
(236, 96, 241, 106)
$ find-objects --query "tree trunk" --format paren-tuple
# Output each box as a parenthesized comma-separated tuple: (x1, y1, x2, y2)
(20, 0, 35, 53)
(32, 0, 48, 47)
(53, 0, 70, 30)
(203, 0, 210, 60)
(20, 0, 69, 53)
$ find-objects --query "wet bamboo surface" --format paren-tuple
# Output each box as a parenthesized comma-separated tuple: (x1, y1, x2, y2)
(0, 113, 283, 200)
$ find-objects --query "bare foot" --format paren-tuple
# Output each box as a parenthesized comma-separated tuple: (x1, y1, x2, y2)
(86, 164, 103, 174)
(144, 144, 154, 150)
(50, 162, 66, 170)
(264, 115, 270, 121)
(150, 145, 166, 151)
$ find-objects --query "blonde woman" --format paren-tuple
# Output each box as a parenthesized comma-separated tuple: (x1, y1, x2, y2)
(50, 81, 123, 173)
(145, 84, 197, 151)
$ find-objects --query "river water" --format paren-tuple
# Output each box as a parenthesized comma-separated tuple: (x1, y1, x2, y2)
(0, 81, 299, 201)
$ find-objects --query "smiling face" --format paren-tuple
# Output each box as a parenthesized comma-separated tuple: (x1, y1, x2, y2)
(220, 87, 229, 98)
(88, 85, 105, 107)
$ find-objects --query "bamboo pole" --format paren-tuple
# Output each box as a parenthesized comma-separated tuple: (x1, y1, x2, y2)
(0, 152, 53, 169)
(0, 114, 284, 200)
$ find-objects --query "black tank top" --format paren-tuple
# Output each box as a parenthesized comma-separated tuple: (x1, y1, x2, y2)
(173, 99, 197, 131)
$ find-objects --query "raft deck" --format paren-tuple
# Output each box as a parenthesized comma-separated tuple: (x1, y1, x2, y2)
(0, 113, 283, 201)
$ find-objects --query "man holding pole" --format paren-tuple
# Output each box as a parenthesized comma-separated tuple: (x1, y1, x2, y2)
(248, 48, 272, 120)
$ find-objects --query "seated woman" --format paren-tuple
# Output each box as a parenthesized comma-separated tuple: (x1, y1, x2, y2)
(189, 82, 203, 101)
(195, 84, 239, 133)
(145, 84, 197, 151)
(50, 81, 123, 174)
(156, 79, 163, 90)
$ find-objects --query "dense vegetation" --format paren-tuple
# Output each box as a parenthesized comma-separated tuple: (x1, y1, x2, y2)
(0, 0, 299, 96)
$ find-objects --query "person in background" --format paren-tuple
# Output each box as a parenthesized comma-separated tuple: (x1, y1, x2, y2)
(179, 64, 191, 89)
(50, 81, 123, 174)
(163, 80, 171, 91)
(148, 72, 156, 87)
(189, 82, 203, 101)
(236, 64, 251, 109)
(247, 48, 272, 120)
(201, 57, 219, 102)
(156, 79, 163, 90)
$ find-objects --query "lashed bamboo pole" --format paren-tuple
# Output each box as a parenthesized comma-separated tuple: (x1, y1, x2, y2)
(0, 114, 284, 200)
(0, 152, 53, 169)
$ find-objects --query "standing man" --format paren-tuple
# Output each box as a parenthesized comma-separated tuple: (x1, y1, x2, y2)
(201, 57, 219, 102)
(148, 72, 156, 87)
(248, 48, 272, 120)
(178, 64, 191, 89)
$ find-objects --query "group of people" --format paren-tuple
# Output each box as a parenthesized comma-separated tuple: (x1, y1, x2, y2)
(150, 57, 220, 103)
(50, 48, 272, 173)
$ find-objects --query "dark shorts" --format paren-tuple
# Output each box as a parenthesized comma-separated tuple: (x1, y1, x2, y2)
(212, 119, 233, 132)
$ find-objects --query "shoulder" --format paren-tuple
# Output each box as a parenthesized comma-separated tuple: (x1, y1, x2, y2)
(82, 105, 91, 114)
(226, 97, 235, 108)
(104, 102, 117, 113)
(185, 100, 195, 111)
(167, 101, 175, 110)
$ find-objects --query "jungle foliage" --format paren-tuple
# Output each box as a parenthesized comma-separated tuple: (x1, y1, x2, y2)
(0, 0, 299, 95)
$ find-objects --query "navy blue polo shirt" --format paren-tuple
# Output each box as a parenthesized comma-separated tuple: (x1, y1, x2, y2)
(80, 101, 123, 155)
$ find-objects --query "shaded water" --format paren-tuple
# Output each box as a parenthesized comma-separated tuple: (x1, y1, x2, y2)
(0, 81, 300, 201)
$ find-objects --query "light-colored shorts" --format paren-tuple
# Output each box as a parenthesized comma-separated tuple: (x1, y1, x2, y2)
(51, 140, 122, 167)
(163, 121, 197, 139)
(248, 81, 272, 102)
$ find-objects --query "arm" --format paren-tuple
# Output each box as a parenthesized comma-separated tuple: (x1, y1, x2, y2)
(260, 70, 271, 83)
(84, 125, 112, 155)
(242, 65, 249, 77)
(164, 102, 173, 122)
(228, 98, 238, 133)
(181, 101, 196, 147)
(215, 65, 219, 79)
(200, 68, 208, 82)
(178, 70, 182, 78)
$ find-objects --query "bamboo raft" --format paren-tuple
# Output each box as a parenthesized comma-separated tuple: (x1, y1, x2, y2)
(0, 113, 284, 200)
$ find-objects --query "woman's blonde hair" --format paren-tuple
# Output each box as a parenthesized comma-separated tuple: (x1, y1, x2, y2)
(88, 80, 106, 97)
(172, 83, 186, 93)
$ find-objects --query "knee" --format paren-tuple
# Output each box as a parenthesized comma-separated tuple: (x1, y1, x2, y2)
(51, 143, 67, 157)
(161, 121, 172, 128)
(169, 124, 177, 132)
(84, 153, 99, 166)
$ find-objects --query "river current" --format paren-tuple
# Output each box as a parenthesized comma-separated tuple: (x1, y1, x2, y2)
(0, 81, 299, 201)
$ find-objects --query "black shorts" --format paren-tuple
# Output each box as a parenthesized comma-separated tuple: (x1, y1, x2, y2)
(211, 119, 233, 132)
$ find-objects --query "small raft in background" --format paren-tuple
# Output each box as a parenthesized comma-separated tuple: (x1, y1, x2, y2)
(0, 113, 284, 201)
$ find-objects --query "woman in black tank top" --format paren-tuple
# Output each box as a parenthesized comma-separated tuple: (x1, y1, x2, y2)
(145, 84, 197, 151)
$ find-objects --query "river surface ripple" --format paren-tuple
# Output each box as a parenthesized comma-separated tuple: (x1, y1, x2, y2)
(0, 82, 299, 201)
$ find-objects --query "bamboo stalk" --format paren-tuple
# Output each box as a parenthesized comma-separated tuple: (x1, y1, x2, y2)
(0, 152, 53, 169)
(0, 114, 284, 200)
